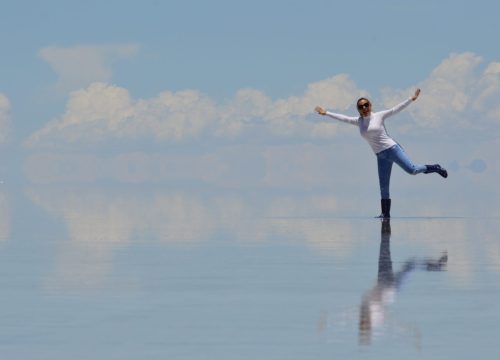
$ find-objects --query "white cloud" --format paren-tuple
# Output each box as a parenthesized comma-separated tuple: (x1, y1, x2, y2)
(39, 44, 139, 94)
(0, 93, 10, 144)
(216, 88, 273, 138)
(26, 52, 500, 147)
(132, 89, 217, 141)
(412, 52, 481, 127)
(26, 74, 364, 147)
(383, 52, 500, 130)
(26, 83, 134, 146)
(219, 74, 363, 136)
(26, 83, 218, 146)
(474, 61, 500, 119)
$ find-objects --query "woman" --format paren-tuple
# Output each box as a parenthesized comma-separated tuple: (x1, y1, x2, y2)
(315, 88, 447, 218)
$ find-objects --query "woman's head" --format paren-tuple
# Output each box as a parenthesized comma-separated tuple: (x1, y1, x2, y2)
(357, 97, 371, 116)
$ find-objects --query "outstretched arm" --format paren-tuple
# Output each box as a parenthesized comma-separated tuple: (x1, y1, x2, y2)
(381, 88, 421, 120)
(314, 106, 359, 126)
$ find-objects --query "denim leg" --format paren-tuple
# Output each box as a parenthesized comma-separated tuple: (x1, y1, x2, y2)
(377, 155, 393, 199)
(389, 144, 427, 175)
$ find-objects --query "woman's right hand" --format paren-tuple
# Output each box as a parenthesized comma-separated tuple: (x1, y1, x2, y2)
(315, 106, 326, 115)
(411, 88, 421, 101)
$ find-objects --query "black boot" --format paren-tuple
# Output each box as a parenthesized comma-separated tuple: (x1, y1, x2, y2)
(377, 198, 391, 218)
(424, 164, 448, 178)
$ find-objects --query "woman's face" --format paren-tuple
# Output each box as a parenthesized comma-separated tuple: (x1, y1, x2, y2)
(357, 100, 371, 117)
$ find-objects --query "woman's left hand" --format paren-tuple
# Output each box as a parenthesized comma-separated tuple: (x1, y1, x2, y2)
(411, 88, 421, 101)
(315, 106, 327, 115)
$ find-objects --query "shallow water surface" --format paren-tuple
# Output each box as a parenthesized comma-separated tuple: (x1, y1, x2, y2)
(0, 188, 499, 359)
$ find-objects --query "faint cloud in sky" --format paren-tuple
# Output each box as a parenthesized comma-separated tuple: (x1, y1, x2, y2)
(0, 193, 10, 242)
(0, 93, 10, 144)
(449, 159, 487, 173)
(468, 159, 487, 173)
(23, 143, 363, 190)
(39, 44, 139, 95)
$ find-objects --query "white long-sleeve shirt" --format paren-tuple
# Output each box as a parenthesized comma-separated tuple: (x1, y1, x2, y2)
(325, 98, 413, 154)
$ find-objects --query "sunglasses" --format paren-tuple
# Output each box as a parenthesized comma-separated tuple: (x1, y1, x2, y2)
(357, 103, 370, 110)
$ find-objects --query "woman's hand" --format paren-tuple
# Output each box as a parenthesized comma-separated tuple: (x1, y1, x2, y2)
(315, 106, 327, 115)
(411, 88, 421, 101)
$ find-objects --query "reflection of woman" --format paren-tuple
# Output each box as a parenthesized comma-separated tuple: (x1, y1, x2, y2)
(359, 219, 447, 345)
(315, 89, 447, 218)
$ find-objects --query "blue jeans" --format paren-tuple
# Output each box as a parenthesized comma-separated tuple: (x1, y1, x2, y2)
(376, 144, 426, 199)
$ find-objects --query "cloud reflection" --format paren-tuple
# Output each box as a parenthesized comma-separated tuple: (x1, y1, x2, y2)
(27, 186, 500, 292)
(28, 185, 380, 290)
(28, 188, 220, 289)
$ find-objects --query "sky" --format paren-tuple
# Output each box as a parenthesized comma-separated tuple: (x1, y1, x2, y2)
(1, 0, 500, 215)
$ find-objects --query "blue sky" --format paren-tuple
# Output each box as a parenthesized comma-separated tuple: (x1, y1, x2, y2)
(1, 0, 500, 215)
(2, 0, 499, 107)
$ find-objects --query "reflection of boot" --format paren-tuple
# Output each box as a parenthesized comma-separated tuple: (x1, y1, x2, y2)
(378, 219, 394, 284)
(424, 164, 448, 178)
(377, 199, 391, 218)
(402, 259, 416, 272)
(381, 218, 391, 235)
(425, 252, 448, 271)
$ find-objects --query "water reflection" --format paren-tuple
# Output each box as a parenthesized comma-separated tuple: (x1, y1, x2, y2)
(359, 219, 448, 345)
(27, 186, 492, 294)
(27, 186, 361, 290)
(6, 185, 500, 358)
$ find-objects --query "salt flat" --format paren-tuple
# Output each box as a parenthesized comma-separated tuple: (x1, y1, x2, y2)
(0, 188, 498, 359)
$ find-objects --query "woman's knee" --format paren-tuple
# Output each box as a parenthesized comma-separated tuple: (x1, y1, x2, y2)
(409, 165, 426, 175)
(400, 164, 419, 175)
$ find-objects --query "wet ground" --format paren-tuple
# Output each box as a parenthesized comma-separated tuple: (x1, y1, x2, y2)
(1, 188, 499, 359)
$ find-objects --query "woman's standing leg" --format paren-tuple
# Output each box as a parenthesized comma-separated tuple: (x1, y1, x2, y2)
(377, 155, 393, 218)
